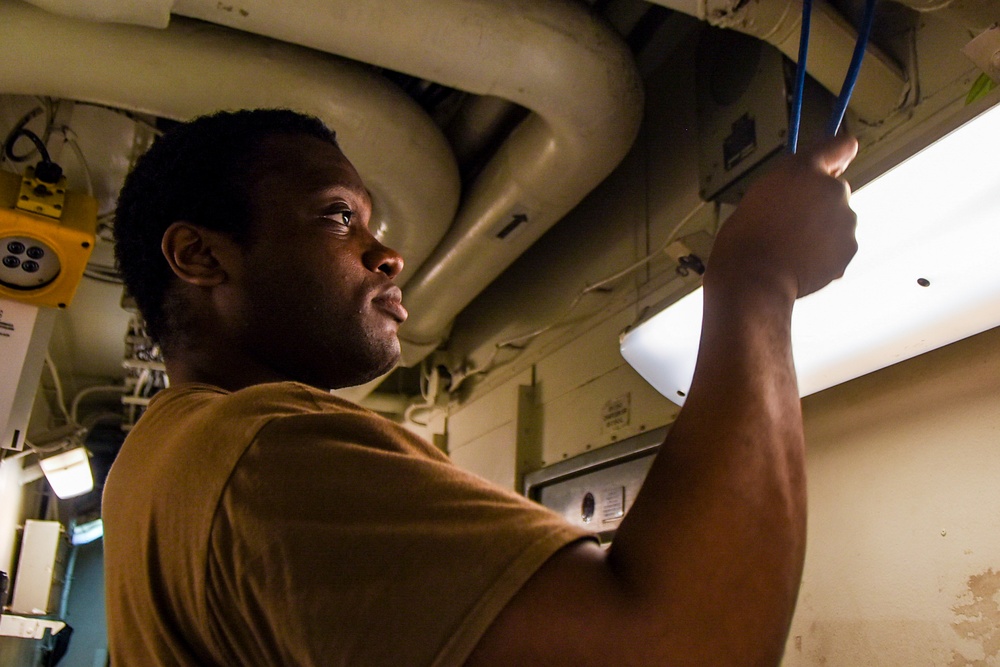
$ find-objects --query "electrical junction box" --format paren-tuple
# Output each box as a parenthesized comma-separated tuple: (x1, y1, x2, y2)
(0, 168, 97, 309)
(10, 520, 67, 615)
(695, 27, 833, 204)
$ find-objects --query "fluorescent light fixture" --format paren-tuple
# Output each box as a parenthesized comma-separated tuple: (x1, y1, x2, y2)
(38, 446, 94, 499)
(622, 99, 1000, 405)
(71, 518, 104, 545)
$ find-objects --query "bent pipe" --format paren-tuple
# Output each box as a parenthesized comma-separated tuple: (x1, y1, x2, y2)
(0, 0, 461, 288)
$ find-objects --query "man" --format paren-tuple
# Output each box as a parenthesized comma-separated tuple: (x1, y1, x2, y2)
(104, 109, 858, 665)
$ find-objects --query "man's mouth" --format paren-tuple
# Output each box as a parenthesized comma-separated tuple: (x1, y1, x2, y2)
(372, 286, 408, 323)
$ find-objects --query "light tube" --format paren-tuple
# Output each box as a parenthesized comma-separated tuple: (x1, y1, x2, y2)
(622, 100, 1000, 405)
(38, 446, 94, 499)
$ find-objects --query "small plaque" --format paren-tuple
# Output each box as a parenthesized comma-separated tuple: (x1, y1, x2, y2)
(601, 486, 625, 523)
(602, 393, 630, 433)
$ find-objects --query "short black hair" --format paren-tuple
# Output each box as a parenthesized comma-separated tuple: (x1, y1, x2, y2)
(114, 108, 338, 346)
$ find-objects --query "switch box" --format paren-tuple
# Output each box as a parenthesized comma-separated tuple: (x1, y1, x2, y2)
(0, 169, 97, 309)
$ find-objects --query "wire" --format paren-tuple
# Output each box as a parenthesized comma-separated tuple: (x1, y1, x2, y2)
(59, 127, 95, 197)
(2, 106, 43, 164)
(787, 0, 813, 154)
(44, 353, 76, 427)
(404, 361, 443, 427)
(826, 0, 879, 137)
(493, 201, 711, 351)
(70, 385, 125, 425)
(72, 101, 164, 135)
(5, 127, 52, 165)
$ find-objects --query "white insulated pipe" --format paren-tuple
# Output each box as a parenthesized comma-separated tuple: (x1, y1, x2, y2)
(893, 0, 1000, 31)
(20, 0, 171, 27)
(647, 0, 907, 122)
(169, 0, 645, 364)
(0, 0, 460, 290)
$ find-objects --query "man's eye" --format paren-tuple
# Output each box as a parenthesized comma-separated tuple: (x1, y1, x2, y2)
(325, 210, 353, 226)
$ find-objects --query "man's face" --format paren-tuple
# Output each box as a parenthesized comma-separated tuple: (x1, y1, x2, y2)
(222, 134, 406, 389)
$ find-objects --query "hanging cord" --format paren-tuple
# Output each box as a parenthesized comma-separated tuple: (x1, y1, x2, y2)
(404, 360, 443, 426)
(2, 106, 44, 163)
(5, 126, 53, 165)
(787, 0, 878, 151)
(787, 0, 813, 154)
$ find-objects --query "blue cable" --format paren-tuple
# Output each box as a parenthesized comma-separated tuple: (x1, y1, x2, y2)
(787, 0, 813, 154)
(827, 0, 878, 137)
(787, 0, 879, 152)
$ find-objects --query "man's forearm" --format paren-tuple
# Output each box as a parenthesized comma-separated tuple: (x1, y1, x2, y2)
(607, 279, 806, 664)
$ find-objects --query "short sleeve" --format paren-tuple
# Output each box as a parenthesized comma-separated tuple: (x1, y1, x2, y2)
(204, 407, 592, 667)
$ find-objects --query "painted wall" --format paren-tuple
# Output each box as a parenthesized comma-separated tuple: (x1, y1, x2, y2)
(787, 325, 1000, 666)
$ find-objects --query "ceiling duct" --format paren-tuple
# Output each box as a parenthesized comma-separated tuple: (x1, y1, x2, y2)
(0, 0, 460, 283)
(646, 0, 908, 122)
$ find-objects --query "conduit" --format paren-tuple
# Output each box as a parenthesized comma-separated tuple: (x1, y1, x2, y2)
(646, 0, 907, 122)
(168, 0, 645, 365)
(0, 0, 460, 282)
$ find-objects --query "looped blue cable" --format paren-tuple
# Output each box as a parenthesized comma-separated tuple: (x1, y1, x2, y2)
(788, 0, 878, 153)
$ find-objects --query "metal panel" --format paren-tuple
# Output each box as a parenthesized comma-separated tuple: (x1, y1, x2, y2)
(524, 426, 667, 544)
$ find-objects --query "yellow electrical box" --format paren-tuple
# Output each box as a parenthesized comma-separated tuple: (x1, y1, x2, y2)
(0, 168, 97, 308)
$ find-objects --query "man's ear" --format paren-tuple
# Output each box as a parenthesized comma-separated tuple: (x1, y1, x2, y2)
(161, 222, 235, 287)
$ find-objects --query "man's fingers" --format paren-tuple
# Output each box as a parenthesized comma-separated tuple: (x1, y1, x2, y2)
(803, 134, 859, 178)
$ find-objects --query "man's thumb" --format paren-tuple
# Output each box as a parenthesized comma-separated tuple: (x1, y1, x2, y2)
(805, 134, 859, 178)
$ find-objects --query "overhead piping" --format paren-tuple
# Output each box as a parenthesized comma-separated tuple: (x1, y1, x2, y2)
(0, 0, 460, 290)
(645, 0, 907, 122)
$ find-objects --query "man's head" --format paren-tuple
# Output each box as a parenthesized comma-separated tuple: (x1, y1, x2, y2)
(114, 109, 406, 390)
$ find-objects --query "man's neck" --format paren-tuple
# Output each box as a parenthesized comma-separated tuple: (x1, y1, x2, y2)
(163, 345, 289, 392)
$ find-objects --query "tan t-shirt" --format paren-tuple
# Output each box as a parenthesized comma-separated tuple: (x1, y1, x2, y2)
(103, 381, 590, 666)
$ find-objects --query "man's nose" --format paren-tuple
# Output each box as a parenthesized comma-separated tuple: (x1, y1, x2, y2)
(363, 237, 404, 279)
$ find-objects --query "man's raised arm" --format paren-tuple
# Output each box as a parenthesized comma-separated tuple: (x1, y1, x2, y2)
(466, 134, 859, 666)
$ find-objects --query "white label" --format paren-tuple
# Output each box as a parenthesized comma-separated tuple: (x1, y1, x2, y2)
(601, 485, 626, 523)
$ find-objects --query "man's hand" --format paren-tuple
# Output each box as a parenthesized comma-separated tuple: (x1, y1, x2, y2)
(707, 134, 859, 302)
